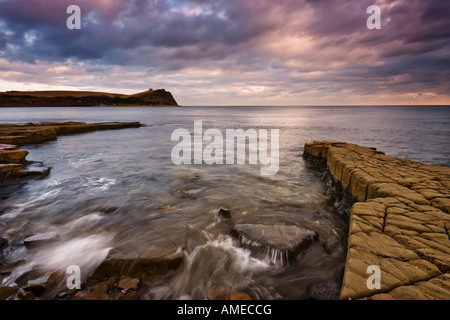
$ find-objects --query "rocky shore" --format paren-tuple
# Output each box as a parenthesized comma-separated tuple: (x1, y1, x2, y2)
(304, 141, 450, 300)
(0, 121, 142, 180)
(2, 133, 448, 300)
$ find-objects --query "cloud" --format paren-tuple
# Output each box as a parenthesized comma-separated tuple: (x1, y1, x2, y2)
(0, 0, 449, 105)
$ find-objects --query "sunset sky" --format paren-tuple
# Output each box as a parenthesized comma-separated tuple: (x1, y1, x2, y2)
(0, 0, 449, 106)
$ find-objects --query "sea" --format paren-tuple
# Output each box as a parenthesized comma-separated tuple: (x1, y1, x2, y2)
(0, 105, 449, 299)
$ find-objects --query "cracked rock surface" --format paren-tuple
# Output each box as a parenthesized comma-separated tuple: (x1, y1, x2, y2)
(304, 141, 450, 300)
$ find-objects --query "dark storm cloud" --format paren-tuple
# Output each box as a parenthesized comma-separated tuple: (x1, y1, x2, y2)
(0, 0, 448, 63)
(0, 0, 449, 104)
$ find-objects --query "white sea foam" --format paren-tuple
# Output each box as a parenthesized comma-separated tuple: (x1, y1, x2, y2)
(31, 235, 111, 272)
(83, 177, 116, 191)
(149, 234, 270, 299)
(1, 189, 61, 219)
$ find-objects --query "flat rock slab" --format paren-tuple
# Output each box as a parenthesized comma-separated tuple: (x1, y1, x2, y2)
(0, 149, 29, 163)
(0, 163, 24, 176)
(91, 237, 184, 280)
(0, 121, 142, 146)
(304, 141, 450, 300)
(0, 121, 142, 179)
(233, 224, 318, 264)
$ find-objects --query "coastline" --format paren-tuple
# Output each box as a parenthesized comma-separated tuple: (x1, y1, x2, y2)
(303, 141, 450, 300)
(0, 89, 179, 107)
(1, 127, 449, 300)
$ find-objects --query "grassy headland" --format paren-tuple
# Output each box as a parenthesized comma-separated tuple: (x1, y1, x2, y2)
(0, 89, 178, 107)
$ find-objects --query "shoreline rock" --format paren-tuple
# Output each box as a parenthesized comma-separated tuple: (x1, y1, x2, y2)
(0, 121, 142, 146)
(232, 224, 318, 266)
(0, 121, 143, 180)
(303, 141, 450, 300)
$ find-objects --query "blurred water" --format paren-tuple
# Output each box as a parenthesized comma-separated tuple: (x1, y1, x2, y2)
(0, 105, 448, 299)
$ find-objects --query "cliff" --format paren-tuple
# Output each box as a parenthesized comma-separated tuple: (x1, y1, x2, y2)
(0, 89, 178, 107)
(304, 141, 450, 300)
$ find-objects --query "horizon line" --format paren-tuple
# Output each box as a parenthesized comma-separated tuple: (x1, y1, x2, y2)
(178, 104, 450, 107)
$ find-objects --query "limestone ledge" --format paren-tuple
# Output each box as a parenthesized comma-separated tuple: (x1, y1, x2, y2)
(0, 121, 142, 146)
(0, 121, 142, 179)
(304, 141, 450, 300)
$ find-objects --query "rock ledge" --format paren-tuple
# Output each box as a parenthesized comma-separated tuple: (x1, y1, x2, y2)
(304, 141, 450, 300)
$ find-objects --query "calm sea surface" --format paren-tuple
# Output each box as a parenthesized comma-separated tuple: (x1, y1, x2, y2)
(0, 106, 449, 299)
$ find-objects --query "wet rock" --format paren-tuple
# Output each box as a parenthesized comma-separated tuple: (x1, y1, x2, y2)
(72, 282, 110, 300)
(24, 275, 52, 295)
(23, 270, 64, 296)
(207, 286, 252, 300)
(0, 164, 24, 177)
(0, 260, 24, 276)
(0, 237, 7, 250)
(19, 162, 51, 179)
(23, 232, 60, 247)
(14, 270, 34, 287)
(370, 273, 450, 300)
(55, 288, 79, 299)
(72, 280, 140, 300)
(0, 286, 18, 300)
(100, 206, 119, 215)
(185, 225, 209, 254)
(218, 207, 231, 221)
(207, 286, 231, 300)
(91, 238, 184, 280)
(117, 277, 139, 291)
(0, 149, 29, 164)
(0, 122, 142, 180)
(0, 122, 142, 147)
(304, 141, 450, 300)
(140, 292, 152, 300)
(232, 224, 318, 265)
(306, 282, 341, 300)
(18, 289, 35, 300)
(230, 292, 252, 300)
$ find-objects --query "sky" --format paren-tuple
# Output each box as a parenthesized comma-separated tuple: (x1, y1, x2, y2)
(0, 0, 449, 106)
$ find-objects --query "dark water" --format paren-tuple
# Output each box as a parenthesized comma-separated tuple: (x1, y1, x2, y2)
(0, 106, 449, 300)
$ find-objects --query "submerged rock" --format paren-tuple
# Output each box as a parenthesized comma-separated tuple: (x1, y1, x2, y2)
(91, 240, 184, 280)
(117, 277, 140, 291)
(72, 282, 111, 300)
(0, 237, 7, 250)
(306, 281, 341, 300)
(218, 207, 231, 221)
(232, 224, 318, 266)
(23, 232, 60, 247)
(0, 286, 18, 300)
(207, 286, 252, 300)
(21, 270, 64, 296)
(18, 289, 35, 300)
(0, 260, 25, 276)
